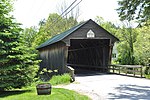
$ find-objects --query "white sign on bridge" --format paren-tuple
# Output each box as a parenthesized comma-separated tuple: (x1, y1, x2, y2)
(87, 29, 95, 38)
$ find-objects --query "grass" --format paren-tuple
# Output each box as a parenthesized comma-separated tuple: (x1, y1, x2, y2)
(49, 73, 71, 85)
(145, 74, 150, 79)
(0, 74, 90, 100)
(0, 87, 89, 100)
(36, 73, 71, 86)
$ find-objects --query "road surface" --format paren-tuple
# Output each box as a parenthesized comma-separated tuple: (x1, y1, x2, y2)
(57, 72, 150, 100)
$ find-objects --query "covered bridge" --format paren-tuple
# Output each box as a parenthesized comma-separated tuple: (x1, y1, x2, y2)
(37, 19, 119, 74)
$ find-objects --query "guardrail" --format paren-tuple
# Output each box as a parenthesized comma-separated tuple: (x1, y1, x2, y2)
(67, 64, 144, 78)
(109, 65, 143, 77)
(67, 64, 108, 72)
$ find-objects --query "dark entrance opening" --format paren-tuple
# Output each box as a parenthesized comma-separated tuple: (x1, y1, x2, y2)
(67, 39, 110, 73)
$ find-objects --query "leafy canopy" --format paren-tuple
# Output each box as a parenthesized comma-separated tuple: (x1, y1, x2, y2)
(117, 0, 150, 23)
(33, 13, 78, 47)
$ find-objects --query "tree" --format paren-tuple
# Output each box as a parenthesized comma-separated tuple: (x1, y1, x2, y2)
(33, 13, 78, 47)
(134, 25, 150, 65)
(117, 0, 150, 24)
(95, 16, 119, 36)
(117, 24, 138, 65)
(22, 26, 38, 47)
(0, 0, 39, 90)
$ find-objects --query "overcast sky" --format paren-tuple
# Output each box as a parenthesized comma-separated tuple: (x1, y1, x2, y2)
(12, 0, 120, 28)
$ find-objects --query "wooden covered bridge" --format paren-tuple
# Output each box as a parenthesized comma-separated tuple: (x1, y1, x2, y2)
(37, 19, 119, 74)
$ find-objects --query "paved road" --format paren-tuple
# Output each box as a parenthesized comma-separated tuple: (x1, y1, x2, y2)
(59, 72, 150, 100)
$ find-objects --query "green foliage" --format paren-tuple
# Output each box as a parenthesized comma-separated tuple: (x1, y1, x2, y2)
(21, 27, 38, 47)
(117, 0, 150, 23)
(95, 16, 119, 36)
(49, 74, 71, 85)
(116, 23, 150, 65)
(33, 13, 78, 47)
(0, 0, 40, 90)
(0, 0, 13, 15)
(145, 74, 150, 79)
(134, 25, 150, 65)
(117, 26, 138, 65)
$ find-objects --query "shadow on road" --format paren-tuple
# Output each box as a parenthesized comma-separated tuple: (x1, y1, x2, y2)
(108, 84, 150, 100)
(74, 68, 107, 76)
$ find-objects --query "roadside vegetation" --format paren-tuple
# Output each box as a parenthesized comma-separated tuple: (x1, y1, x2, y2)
(0, 86, 89, 100)
(0, 74, 90, 100)
(36, 73, 71, 86)
(49, 74, 71, 85)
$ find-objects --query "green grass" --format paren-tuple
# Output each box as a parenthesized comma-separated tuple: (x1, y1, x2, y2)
(145, 74, 150, 79)
(49, 74, 71, 85)
(36, 73, 71, 86)
(0, 74, 90, 100)
(0, 87, 89, 100)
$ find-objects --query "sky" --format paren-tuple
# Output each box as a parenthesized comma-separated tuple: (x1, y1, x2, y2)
(12, 0, 120, 28)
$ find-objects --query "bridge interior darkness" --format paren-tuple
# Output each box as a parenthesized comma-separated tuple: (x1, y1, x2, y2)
(67, 39, 110, 73)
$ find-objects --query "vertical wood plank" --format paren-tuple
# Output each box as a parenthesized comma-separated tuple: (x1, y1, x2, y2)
(126, 67, 127, 75)
(119, 66, 120, 74)
(141, 67, 142, 77)
(133, 68, 135, 76)
(113, 66, 115, 73)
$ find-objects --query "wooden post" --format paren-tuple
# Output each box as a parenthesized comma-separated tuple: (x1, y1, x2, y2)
(126, 67, 127, 75)
(108, 44, 113, 69)
(119, 66, 120, 74)
(113, 66, 115, 73)
(133, 68, 135, 76)
(102, 47, 106, 73)
(140, 67, 142, 78)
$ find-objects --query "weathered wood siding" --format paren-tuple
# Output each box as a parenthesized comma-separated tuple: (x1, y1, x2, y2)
(39, 41, 67, 74)
(62, 20, 117, 46)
